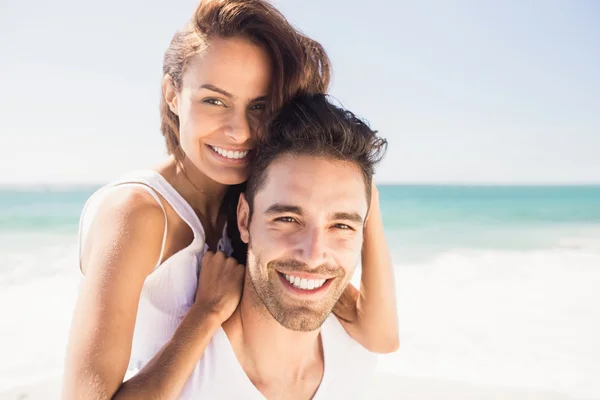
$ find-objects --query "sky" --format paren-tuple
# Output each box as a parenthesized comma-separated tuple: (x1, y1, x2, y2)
(0, 0, 599, 184)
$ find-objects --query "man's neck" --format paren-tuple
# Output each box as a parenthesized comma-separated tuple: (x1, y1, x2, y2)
(222, 285, 324, 384)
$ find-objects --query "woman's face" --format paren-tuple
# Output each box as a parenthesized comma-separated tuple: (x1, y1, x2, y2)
(164, 36, 272, 185)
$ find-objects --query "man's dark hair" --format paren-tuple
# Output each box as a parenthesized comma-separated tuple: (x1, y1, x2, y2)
(227, 93, 387, 264)
(247, 93, 387, 208)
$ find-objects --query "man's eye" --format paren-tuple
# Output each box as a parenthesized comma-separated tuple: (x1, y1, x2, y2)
(276, 216, 297, 223)
(334, 224, 353, 230)
(203, 98, 226, 107)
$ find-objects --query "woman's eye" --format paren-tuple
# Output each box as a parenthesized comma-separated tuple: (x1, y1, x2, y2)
(203, 98, 226, 107)
(276, 216, 297, 223)
(249, 103, 267, 111)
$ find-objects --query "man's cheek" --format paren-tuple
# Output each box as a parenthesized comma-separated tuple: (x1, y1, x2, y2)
(264, 229, 297, 249)
(333, 238, 362, 260)
(337, 251, 362, 277)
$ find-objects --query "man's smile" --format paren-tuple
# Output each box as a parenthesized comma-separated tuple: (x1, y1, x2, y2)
(276, 271, 335, 298)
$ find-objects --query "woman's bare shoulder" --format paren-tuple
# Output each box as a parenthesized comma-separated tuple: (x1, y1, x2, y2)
(80, 184, 167, 275)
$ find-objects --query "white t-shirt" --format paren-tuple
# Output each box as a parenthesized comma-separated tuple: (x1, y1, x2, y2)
(180, 315, 378, 399)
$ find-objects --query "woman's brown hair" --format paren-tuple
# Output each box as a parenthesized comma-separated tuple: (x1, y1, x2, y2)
(160, 0, 332, 157)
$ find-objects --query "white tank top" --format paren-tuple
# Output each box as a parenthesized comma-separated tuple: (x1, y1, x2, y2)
(78, 170, 234, 386)
(182, 315, 378, 399)
(79, 170, 377, 399)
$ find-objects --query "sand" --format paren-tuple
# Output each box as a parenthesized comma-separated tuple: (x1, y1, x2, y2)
(0, 374, 578, 400)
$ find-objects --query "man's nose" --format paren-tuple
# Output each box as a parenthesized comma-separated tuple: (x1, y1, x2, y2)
(293, 227, 328, 269)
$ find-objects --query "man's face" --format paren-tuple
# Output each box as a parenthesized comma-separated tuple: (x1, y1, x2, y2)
(237, 154, 369, 331)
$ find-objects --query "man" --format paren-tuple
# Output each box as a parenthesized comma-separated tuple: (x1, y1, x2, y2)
(185, 93, 389, 399)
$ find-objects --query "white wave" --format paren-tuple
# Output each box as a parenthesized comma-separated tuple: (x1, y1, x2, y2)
(0, 233, 80, 390)
(0, 273, 79, 390)
(0, 232, 78, 286)
(377, 247, 600, 399)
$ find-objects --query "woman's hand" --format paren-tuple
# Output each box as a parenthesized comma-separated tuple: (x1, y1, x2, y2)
(194, 250, 245, 323)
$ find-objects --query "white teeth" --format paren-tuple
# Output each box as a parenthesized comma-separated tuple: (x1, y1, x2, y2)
(210, 146, 250, 160)
(283, 274, 327, 291)
(300, 278, 308, 290)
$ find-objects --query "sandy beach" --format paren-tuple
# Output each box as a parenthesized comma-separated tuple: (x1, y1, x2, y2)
(0, 374, 578, 400)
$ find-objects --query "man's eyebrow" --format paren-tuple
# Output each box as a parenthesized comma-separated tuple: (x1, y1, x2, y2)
(264, 204, 303, 215)
(199, 84, 268, 103)
(332, 212, 364, 224)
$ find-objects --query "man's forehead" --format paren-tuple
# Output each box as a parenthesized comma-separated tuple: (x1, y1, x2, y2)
(256, 155, 368, 212)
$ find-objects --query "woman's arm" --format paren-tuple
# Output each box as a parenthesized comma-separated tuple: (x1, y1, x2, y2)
(62, 188, 244, 400)
(333, 184, 400, 353)
(113, 306, 222, 400)
(113, 251, 243, 400)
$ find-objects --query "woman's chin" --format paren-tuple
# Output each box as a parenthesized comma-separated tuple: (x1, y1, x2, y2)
(206, 167, 250, 186)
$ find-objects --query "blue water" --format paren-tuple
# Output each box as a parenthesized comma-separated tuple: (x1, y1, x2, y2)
(3, 184, 600, 228)
(378, 185, 600, 226)
(2, 184, 599, 260)
(0, 186, 97, 233)
(378, 185, 600, 260)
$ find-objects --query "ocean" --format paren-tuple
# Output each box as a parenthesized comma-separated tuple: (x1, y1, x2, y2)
(1, 185, 599, 398)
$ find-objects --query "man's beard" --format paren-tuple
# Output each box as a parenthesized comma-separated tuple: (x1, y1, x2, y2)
(247, 245, 350, 332)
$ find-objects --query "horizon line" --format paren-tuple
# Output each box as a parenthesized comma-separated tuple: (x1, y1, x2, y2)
(2, 180, 600, 188)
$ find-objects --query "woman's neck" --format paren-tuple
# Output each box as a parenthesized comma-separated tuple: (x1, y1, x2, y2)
(156, 156, 228, 227)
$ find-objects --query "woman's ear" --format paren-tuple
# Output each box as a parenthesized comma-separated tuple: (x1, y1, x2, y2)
(162, 74, 179, 115)
(237, 193, 250, 244)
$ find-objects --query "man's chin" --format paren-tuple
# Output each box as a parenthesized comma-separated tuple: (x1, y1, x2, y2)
(272, 306, 331, 332)
(263, 291, 336, 332)
(249, 273, 339, 332)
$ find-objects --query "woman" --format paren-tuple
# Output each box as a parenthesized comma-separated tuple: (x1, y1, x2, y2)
(63, 0, 399, 399)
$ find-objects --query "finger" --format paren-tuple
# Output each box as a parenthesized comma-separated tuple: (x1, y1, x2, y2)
(202, 251, 214, 265)
(225, 257, 240, 268)
(213, 250, 227, 260)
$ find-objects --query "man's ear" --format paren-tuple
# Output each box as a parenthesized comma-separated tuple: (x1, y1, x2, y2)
(237, 193, 251, 244)
(162, 74, 179, 116)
